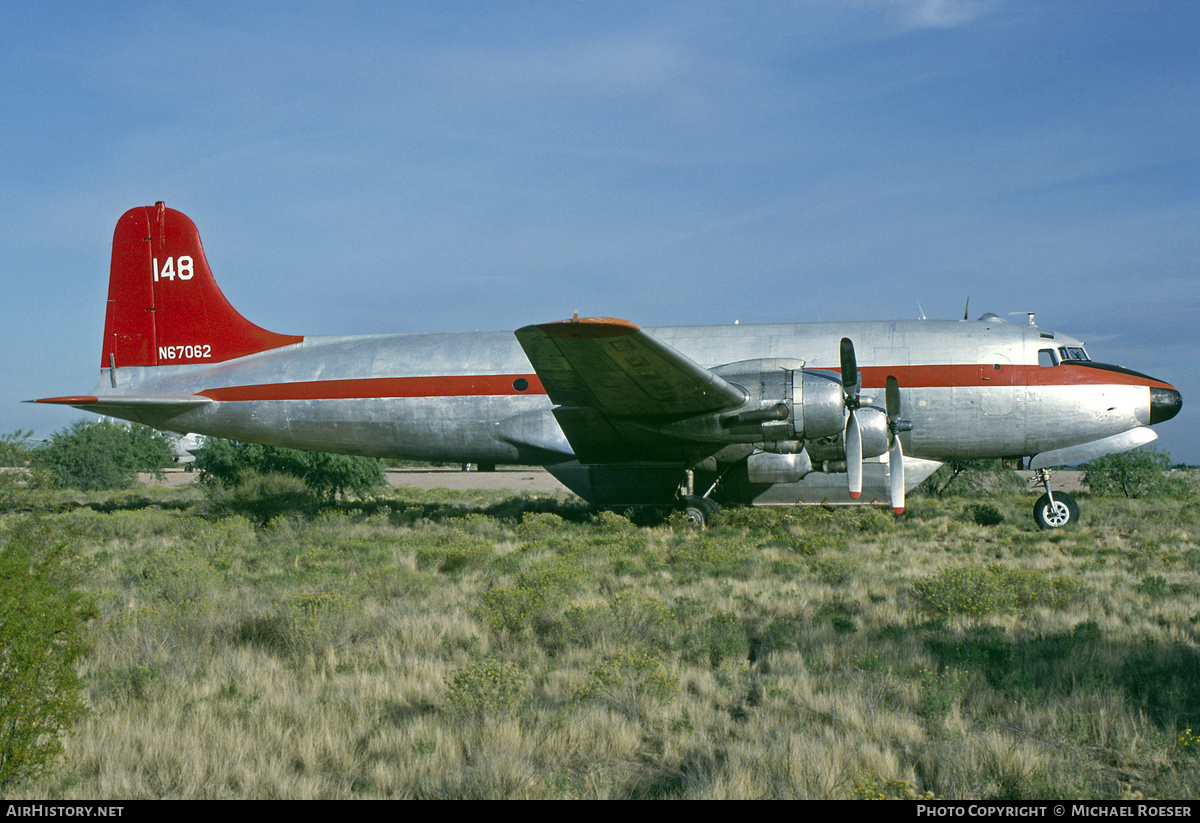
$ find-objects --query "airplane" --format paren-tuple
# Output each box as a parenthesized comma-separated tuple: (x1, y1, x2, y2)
(96, 416, 201, 464)
(35, 202, 1182, 528)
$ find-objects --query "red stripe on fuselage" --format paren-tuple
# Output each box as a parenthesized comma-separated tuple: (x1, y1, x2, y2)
(199, 374, 546, 401)
(850, 363, 1175, 391)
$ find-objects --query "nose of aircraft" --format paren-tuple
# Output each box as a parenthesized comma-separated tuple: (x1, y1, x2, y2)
(1150, 386, 1182, 424)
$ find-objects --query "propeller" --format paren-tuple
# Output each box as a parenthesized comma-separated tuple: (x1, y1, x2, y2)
(885, 375, 913, 514)
(840, 338, 862, 499)
(842, 341, 913, 510)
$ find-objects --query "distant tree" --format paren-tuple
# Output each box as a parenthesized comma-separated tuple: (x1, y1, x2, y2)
(917, 459, 1024, 498)
(194, 438, 385, 503)
(191, 437, 262, 489)
(33, 420, 174, 491)
(1083, 447, 1185, 499)
(0, 431, 54, 512)
(0, 430, 33, 469)
(0, 522, 96, 795)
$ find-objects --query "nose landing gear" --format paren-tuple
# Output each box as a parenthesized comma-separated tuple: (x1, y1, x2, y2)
(1032, 468, 1079, 529)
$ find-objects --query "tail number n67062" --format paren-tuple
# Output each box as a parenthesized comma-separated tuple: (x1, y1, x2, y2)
(153, 256, 194, 282)
(159, 344, 211, 361)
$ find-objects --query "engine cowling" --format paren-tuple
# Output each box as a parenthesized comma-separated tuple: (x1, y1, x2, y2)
(687, 358, 850, 444)
(659, 358, 891, 464)
(793, 369, 847, 441)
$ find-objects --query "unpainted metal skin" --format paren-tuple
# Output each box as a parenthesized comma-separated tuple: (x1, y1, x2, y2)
(36, 203, 1182, 528)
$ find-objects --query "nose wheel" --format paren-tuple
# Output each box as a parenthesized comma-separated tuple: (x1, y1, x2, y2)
(1032, 468, 1078, 529)
(1034, 491, 1078, 529)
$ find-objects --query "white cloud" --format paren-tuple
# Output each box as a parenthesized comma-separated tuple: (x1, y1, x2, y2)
(908, 0, 998, 28)
(852, 0, 1000, 31)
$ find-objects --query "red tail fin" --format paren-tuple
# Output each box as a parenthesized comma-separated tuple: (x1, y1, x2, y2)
(102, 202, 302, 368)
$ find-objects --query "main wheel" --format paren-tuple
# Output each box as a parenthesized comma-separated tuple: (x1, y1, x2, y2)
(680, 496, 720, 527)
(1033, 492, 1078, 529)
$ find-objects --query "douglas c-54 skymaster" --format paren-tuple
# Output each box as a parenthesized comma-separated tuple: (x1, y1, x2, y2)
(37, 203, 1182, 528)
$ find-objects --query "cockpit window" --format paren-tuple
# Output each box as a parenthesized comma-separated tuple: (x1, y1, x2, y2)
(1038, 349, 1059, 367)
(1058, 346, 1090, 362)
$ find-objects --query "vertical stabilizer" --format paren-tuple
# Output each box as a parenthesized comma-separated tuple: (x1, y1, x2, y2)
(102, 202, 303, 369)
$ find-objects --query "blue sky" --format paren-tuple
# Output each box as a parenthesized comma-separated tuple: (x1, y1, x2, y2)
(4, 1, 1198, 463)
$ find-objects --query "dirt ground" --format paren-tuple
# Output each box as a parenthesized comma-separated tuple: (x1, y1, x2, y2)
(381, 467, 571, 493)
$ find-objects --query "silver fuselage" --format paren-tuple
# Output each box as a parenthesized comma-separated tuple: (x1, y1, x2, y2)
(89, 317, 1157, 467)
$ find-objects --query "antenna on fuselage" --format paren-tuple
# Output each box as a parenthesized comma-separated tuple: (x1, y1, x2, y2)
(963, 297, 969, 320)
(1009, 311, 1036, 326)
(917, 300, 927, 320)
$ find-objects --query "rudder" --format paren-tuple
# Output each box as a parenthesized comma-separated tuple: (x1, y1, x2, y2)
(102, 202, 302, 369)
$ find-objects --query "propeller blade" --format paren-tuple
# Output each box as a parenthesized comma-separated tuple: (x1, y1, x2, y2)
(889, 435, 905, 514)
(846, 409, 862, 499)
(840, 337, 860, 402)
(842, 339, 868, 500)
(886, 376, 900, 420)
(884, 375, 910, 514)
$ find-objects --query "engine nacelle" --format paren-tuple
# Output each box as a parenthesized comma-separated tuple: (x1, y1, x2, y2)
(794, 370, 846, 441)
(679, 358, 849, 444)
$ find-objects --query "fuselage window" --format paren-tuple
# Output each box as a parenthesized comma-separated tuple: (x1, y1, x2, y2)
(1039, 349, 1059, 367)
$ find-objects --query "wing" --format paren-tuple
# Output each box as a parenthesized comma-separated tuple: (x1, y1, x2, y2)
(515, 317, 747, 463)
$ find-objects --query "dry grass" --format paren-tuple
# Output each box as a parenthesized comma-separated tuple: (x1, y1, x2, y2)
(5, 484, 1200, 799)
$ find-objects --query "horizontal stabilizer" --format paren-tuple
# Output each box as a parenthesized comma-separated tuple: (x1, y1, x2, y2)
(32, 394, 212, 428)
(34, 395, 211, 408)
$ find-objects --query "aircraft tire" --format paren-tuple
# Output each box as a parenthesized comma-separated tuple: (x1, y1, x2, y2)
(1034, 492, 1079, 530)
(680, 496, 720, 528)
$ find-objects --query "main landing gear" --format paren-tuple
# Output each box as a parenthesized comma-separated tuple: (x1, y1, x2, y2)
(680, 495, 721, 527)
(678, 468, 721, 527)
(1032, 468, 1079, 529)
